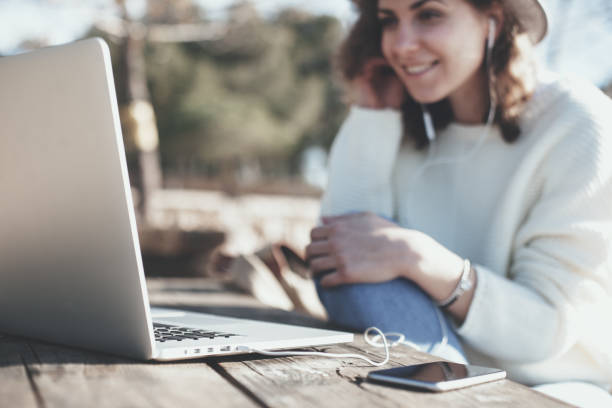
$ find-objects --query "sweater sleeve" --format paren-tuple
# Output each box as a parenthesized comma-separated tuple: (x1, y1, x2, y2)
(320, 106, 403, 218)
(457, 98, 612, 364)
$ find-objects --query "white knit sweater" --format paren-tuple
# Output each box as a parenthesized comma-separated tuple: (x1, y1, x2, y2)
(320, 72, 612, 388)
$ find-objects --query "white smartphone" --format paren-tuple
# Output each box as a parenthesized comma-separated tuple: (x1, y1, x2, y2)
(368, 361, 506, 392)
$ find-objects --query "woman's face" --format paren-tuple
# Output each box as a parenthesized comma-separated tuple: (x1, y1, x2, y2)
(378, 0, 490, 105)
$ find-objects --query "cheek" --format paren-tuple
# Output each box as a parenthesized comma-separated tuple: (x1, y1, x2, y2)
(381, 34, 404, 76)
(442, 25, 486, 71)
(452, 41, 484, 77)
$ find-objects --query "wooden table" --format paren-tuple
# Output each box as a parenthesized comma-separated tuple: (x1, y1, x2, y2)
(1, 278, 572, 407)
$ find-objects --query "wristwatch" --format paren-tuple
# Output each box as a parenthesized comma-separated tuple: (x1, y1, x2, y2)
(437, 259, 473, 309)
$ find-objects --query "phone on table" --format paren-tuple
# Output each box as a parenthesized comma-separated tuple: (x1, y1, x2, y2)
(368, 361, 506, 392)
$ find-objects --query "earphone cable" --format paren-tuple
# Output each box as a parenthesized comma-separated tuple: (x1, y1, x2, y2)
(236, 326, 391, 367)
(235, 308, 451, 367)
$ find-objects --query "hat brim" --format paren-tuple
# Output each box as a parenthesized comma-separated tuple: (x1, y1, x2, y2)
(504, 0, 548, 44)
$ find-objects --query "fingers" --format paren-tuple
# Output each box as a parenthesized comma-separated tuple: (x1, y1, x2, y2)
(351, 58, 398, 109)
(310, 226, 330, 242)
(362, 57, 391, 76)
(321, 212, 366, 225)
(353, 58, 404, 110)
(319, 271, 345, 288)
(309, 255, 338, 273)
(305, 240, 330, 259)
(362, 59, 397, 84)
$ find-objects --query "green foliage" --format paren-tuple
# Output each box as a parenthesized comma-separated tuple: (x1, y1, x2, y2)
(143, 7, 347, 176)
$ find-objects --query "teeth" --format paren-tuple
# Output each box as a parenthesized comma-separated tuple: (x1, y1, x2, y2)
(405, 62, 435, 74)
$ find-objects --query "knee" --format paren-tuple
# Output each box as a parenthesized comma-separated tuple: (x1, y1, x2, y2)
(315, 278, 433, 329)
(316, 278, 430, 307)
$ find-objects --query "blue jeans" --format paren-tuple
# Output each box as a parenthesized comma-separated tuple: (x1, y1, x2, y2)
(315, 277, 468, 363)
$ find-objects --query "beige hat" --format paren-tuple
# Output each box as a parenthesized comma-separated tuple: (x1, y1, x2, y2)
(504, 0, 548, 44)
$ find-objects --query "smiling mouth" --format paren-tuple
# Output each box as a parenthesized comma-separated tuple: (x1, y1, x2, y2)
(403, 61, 439, 75)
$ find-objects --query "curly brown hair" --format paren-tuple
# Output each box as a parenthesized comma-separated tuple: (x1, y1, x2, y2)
(337, 0, 538, 149)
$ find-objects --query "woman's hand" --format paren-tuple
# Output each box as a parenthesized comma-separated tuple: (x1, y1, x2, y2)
(350, 58, 405, 110)
(307, 213, 414, 286)
(306, 212, 475, 322)
(306, 213, 463, 290)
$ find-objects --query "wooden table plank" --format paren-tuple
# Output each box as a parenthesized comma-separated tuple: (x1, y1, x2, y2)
(214, 337, 572, 408)
(12, 339, 258, 408)
(0, 336, 40, 408)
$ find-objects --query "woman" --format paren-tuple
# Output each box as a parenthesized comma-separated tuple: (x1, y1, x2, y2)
(306, 0, 612, 404)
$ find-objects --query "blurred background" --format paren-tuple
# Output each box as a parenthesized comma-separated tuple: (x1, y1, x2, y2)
(2, 0, 612, 277)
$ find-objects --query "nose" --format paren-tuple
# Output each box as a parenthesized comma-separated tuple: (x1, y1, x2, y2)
(392, 24, 419, 56)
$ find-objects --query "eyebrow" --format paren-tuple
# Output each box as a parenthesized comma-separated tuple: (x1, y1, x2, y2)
(409, 0, 444, 9)
(378, 0, 445, 14)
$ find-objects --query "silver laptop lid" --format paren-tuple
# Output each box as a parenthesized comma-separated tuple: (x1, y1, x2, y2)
(0, 38, 155, 359)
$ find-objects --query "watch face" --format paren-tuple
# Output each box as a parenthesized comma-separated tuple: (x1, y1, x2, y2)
(459, 279, 472, 291)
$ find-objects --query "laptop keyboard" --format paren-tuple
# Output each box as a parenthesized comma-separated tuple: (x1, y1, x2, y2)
(154, 323, 239, 343)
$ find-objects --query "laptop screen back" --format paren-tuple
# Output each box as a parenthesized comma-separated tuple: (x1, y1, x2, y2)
(0, 38, 154, 359)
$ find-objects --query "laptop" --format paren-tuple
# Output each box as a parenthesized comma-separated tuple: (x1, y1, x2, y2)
(0, 38, 352, 361)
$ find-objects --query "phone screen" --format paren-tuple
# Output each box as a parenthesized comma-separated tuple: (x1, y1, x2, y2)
(368, 362, 506, 391)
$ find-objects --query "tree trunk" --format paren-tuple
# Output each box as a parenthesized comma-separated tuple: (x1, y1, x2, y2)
(116, 0, 163, 225)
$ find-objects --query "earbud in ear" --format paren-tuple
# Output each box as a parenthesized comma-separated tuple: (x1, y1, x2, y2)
(487, 18, 496, 52)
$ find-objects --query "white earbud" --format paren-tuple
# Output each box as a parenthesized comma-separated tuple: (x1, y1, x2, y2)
(488, 18, 496, 52)
(423, 106, 436, 142)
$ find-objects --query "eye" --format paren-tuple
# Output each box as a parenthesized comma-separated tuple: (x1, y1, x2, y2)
(417, 9, 442, 22)
(377, 15, 397, 29)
